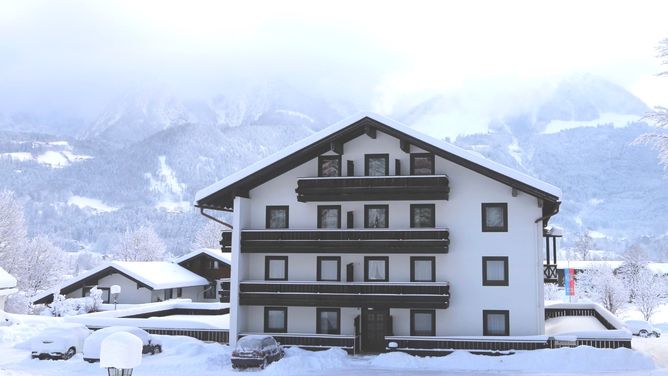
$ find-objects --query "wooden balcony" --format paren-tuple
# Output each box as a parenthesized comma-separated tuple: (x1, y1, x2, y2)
(232, 229, 449, 253)
(544, 264, 558, 283)
(239, 281, 450, 309)
(295, 175, 449, 202)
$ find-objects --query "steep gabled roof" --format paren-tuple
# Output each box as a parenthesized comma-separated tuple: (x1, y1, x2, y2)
(174, 248, 232, 266)
(195, 113, 561, 216)
(32, 261, 209, 305)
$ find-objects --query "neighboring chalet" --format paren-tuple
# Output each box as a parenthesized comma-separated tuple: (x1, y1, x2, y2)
(32, 257, 230, 305)
(194, 113, 562, 352)
(0, 267, 17, 311)
(175, 248, 232, 302)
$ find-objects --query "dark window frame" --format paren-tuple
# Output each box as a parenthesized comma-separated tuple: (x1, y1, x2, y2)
(483, 309, 510, 336)
(410, 309, 436, 336)
(265, 256, 288, 281)
(364, 153, 390, 176)
(410, 256, 436, 282)
(316, 307, 341, 335)
(266, 205, 289, 229)
(482, 256, 509, 286)
(410, 204, 436, 228)
(481, 203, 508, 232)
(364, 204, 389, 228)
(317, 256, 341, 282)
(318, 155, 342, 177)
(410, 153, 435, 175)
(317, 205, 342, 229)
(264, 306, 288, 333)
(364, 256, 389, 282)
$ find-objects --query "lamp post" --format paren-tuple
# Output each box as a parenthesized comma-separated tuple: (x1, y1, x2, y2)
(100, 331, 142, 376)
(110, 285, 121, 311)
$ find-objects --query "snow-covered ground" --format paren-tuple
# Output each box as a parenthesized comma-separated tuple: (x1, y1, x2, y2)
(1, 312, 667, 376)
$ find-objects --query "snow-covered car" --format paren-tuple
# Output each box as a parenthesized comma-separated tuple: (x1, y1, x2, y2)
(30, 323, 91, 360)
(82, 326, 162, 363)
(625, 320, 662, 338)
(0, 311, 17, 326)
(231, 335, 283, 369)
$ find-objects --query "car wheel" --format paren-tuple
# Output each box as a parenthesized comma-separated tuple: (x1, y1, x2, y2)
(639, 329, 649, 338)
(63, 347, 76, 360)
(651, 331, 659, 338)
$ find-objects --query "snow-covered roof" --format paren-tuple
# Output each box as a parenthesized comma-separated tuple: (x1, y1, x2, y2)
(32, 261, 209, 304)
(0, 267, 17, 289)
(195, 112, 562, 205)
(173, 248, 231, 266)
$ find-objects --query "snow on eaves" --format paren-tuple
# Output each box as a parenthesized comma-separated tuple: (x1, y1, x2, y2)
(194, 112, 562, 204)
(0, 267, 17, 289)
(173, 248, 231, 266)
(31, 261, 208, 303)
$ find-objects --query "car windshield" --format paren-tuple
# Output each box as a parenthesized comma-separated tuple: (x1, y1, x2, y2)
(236, 337, 264, 351)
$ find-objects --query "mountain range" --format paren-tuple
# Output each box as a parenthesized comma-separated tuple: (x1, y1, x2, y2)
(1, 75, 667, 260)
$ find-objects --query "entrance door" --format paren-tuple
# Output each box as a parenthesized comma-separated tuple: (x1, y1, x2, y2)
(362, 308, 388, 353)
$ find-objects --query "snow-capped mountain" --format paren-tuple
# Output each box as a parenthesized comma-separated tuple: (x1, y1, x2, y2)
(0, 76, 666, 259)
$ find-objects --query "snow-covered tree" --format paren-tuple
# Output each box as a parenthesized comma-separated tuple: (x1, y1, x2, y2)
(635, 38, 668, 168)
(192, 221, 224, 251)
(114, 225, 166, 261)
(618, 245, 649, 300)
(17, 235, 67, 295)
(634, 268, 665, 321)
(544, 283, 561, 301)
(573, 230, 593, 261)
(576, 264, 628, 314)
(0, 190, 27, 275)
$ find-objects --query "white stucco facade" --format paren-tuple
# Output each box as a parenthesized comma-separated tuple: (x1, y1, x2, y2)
(206, 115, 560, 349)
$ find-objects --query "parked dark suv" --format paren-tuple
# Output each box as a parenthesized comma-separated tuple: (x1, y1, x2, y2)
(231, 335, 284, 369)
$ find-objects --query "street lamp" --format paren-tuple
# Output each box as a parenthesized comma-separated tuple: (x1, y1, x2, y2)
(110, 285, 121, 310)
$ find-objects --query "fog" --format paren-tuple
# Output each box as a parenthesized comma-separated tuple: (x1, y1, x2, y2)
(1, 0, 667, 135)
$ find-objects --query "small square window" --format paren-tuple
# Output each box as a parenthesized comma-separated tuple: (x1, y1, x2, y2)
(410, 153, 435, 175)
(265, 256, 288, 280)
(365, 205, 389, 228)
(365, 256, 389, 282)
(266, 206, 289, 229)
(410, 204, 435, 228)
(265, 307, 287, 333)
(482, 203, 508, 232)
(411, 256, 435, 282)
(319, 155, 341, 177)
(365, 154, 389, 176)
(483, 310, 509, 336)
(317, 308, 340, 334)
(411, 310, 435, 336)
(317, 256, 341, 281)
(318, 206, 341, 229)
(482, 256, 509, 286)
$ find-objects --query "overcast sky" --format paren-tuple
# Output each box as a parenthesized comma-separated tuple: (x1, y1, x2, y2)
(1, 0, 667, 129)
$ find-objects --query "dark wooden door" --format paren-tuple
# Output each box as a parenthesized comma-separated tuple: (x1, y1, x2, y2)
(362, 309, 387, 353)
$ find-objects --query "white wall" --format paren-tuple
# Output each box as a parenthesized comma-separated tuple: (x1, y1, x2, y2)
(243, 306, 360, 335)
(235, 129, 546, 336)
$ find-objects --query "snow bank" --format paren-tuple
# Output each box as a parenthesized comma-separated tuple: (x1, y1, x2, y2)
(371, 347, 655, 372)
(263, 347, 349, 375)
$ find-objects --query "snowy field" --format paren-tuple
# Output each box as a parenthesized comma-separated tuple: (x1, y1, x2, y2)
(1, 312, 668, 376)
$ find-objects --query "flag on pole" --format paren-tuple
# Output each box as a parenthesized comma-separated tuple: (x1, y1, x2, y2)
(564, 268, 575, 296)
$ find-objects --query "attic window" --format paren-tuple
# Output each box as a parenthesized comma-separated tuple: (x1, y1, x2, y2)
(410, 153, 435, 175)
(365, 154, 389, 176)
(319, 155, 341, 177)
(482, 203, 508, 232)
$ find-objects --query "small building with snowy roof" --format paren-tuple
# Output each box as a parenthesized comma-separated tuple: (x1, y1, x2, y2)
(0, 267, 18, 311)
(175, 248, 232, 301)
(32, 261, 211, 305)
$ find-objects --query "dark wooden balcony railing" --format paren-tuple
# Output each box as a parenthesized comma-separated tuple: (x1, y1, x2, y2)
(544, 264, 558, 283)
(296, 175, 449, 202)
(239, 281, 450, 309)
(235, 229, 449, 253)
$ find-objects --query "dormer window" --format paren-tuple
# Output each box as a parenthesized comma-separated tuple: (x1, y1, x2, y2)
(410, 153, 435, 175)
(318, 155, 341, 177)
(365, 154, 389, 176)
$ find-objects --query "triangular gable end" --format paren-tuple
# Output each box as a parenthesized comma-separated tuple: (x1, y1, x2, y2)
(195, 113, 561, 222)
